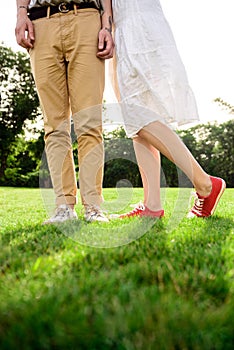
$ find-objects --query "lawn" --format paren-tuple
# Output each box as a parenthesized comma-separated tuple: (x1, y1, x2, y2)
(0, 187, 233, 349)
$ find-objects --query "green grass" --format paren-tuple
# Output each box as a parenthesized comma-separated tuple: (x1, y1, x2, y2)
(0, 187, 233, 350)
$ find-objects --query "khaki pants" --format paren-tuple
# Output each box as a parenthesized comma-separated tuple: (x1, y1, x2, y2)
(29, 9, 105, 207)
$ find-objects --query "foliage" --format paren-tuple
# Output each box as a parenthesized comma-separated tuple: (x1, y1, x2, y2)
(3, 134, 45, 187)
(103, 127, 141, 187)
(214, 97, 234, 114)
(2, 120, 234, 188)
(0, 44, 233, 188)
(0, 187, 233, 349)
(103, 121, 234, 188)
(178, 120, 234, 187)
(0, 45, 40, 182)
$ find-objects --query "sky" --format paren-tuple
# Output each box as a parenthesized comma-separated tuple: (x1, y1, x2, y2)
(1, 0, 234, 124)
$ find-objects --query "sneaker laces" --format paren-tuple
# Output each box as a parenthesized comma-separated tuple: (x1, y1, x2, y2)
(189, 191, 205, 215)
(85, 205, 107, 219)
(130, 201, 145, 210)
(109, 202, 145, 219)
(126, 201, 145, 215)
(53, 206, 69, 219)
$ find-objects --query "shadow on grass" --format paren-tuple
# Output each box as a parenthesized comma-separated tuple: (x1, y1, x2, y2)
(1, 214, 166, 250)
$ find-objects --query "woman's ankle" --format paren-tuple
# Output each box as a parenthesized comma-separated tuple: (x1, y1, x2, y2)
(144, 201, 163, 212)
(195, 176, 212, 197)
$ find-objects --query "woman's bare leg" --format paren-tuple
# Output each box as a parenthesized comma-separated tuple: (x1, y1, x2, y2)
(138, 121, 212, 197)
(133, 136, 162, 211)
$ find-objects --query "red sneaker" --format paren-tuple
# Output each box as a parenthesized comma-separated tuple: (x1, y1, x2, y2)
(188, 176, 226, 218)
(120, 203, 164, 219)
(140, 206, 165, 218)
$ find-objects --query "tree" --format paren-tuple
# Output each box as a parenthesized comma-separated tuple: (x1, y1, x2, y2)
(0, 45, 40, 182)
(103, 120, 234, 188)
(103, 127, 141, 187)
(178, 120, 234, 187)
(214, 97, 234, 114)
(208, 120, 234, 187)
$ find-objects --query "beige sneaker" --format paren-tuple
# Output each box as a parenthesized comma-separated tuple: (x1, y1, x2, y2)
(43, 204, 78, 225)
(84, 205, 109, 223)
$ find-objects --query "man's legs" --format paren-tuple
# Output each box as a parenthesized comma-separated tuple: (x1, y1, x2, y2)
(66, 9, 105, 208)
(29, 14, 77, 209)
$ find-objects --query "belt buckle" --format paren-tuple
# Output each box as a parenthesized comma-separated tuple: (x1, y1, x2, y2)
(58, 2, 70, 13)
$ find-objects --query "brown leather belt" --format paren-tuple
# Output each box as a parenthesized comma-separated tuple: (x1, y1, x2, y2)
(28, 2, 98, 21)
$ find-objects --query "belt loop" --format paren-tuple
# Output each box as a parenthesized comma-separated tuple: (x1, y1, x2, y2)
(47, 6, 50, 18)
(73, 4, 77, 15)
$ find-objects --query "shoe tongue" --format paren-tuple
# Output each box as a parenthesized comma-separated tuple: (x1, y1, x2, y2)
(58, 204, 68, 209)
(196, 192, 208, 199)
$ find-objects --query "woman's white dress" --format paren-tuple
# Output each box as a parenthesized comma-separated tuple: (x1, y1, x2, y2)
(111, 0, 199, 137)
